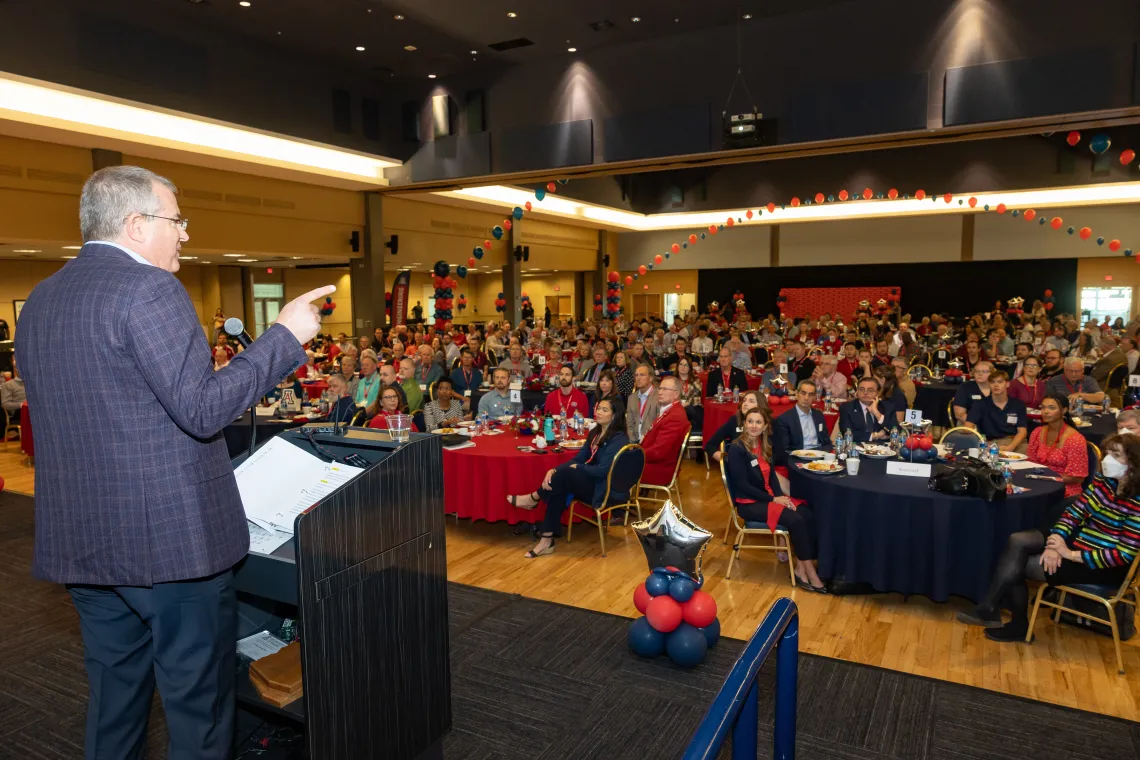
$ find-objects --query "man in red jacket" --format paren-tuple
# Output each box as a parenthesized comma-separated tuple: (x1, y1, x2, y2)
(640, 376, 690, 487)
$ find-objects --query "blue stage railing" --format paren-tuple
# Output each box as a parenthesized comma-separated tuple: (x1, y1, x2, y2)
(682, 597, 799, 760)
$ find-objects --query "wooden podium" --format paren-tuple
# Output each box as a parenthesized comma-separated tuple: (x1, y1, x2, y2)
(233, 427, 450, 760)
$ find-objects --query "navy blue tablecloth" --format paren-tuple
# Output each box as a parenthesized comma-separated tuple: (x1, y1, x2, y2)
(787, 456, 1064, 603)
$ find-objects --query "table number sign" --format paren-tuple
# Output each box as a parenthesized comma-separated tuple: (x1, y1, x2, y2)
(1129, 375, 1140, 388)
(904, 409, 923, 426)
(886, 460, 932, 478)
(778, 363, 788, 375)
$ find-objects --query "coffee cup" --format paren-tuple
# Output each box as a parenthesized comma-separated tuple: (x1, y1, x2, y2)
(823, 452, 836, 463)
(968, 447, 980, 459)
(846, 458, 860, 475)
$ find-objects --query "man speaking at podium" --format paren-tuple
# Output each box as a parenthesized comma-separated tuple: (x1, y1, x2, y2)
(16, 166, 333, 760)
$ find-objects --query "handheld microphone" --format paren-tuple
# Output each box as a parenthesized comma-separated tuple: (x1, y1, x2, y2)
(223, 317, 253, 348)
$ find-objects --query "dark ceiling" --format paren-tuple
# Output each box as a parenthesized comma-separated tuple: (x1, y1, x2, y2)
(147, 0, 852, 81)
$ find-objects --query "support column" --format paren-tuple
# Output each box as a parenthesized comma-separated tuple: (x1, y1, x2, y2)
(352, 192, 387, 338)
(960, 215, 975, 261)
(594, 231, 608, 304)
(91, 149, 122, 172)
(573, 272, 585, 321)
(503, 223, 522, 327)
(770, 225, 781, 267)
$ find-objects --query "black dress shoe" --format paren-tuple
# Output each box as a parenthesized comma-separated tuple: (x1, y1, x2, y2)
(957, 606, 1003, 628)
(984, 623, 1030, 642)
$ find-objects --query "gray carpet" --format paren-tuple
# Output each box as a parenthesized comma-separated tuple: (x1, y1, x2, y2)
(2, 490, 1138, 759)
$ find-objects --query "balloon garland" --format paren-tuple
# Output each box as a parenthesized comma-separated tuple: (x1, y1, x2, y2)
(318, 297, 337, 317)
(431, 260, 456, 332)
(605, 271, 624, 320)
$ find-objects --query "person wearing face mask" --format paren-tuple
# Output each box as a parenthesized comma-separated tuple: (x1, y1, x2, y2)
(959, 433, 1140, 642)
(952, 361, 993, 425)
(1117, 408, 1140, 436)
(726, 407, 826, 592)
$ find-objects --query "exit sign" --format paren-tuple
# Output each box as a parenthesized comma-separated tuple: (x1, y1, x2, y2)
(267, 267, 274, 274)
(1106, 275, 1113, 281)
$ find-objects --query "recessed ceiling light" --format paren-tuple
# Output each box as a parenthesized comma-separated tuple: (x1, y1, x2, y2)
(291, 256, 304, 260)
(630, 16, 641, 23)
(239, 1, 250, 6)
(567, 46, 577, 52)
(470, 50, 478, 55)
(394, 14, 404, 20)
(62, 255, 76, 259)
(507, 11, 517, 18)
(237, 258, 257, 263)
(223, 254, 243, 258)
(428, 73, 436, 79)
(12, 249, 40, 253)
(404, 44, 417, 51)
(276, 30, 282, 35)
(178, 256, 198, 260)
(62, 245, 81, 250)
(355, 46, 366, 51)
(742, 13, 752, 19)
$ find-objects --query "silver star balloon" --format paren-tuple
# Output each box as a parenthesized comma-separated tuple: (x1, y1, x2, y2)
(632, 501, 713, 587)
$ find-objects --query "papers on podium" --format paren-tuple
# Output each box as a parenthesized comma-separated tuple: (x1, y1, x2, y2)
(235, 436, 364, 535)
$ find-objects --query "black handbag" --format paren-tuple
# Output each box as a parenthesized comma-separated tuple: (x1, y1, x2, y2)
(928, 457, 1007, 501)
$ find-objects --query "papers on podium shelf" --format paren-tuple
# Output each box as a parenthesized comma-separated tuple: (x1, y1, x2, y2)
(248, 522, 292, 555)
(237, 630, 288, 661)
(235, 436, 365, 534)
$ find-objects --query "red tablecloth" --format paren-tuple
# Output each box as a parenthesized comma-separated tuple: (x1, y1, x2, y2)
(701, 398, 838, 445)
(443, 431, 581, 524)
(19, 402, 32, 457)
(301, 380, 329, 400)
(696, 370, 763, 394)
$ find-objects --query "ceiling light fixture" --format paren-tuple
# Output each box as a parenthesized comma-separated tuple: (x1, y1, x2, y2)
(428, 74, 436, 79)
(178, 256, 198, 260)
(355, 46, 366, 51)
(291, 256, 304, 260)
(567, 46, 577, 52)
(404, 44, 417, 51)
(223, 253, 243, 257)
(630, 16, 641, 22)
(507, 11, 517, 18)
(470, 50, 477, 55)
(237, 258, 257, 263)
(62, 245, 81, 250)
(742, 13, 753, 19)
(394, 14, 404, 20)
(239, 1, 250, 6)
(62, 255, 77, 259)
(12, 248, 41, 253)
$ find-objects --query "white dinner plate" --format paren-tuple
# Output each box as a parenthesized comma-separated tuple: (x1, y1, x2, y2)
(790, 450, 826, 460)
(856, 444, 894, 458)
(803, 461, 844, 474)
(999, 451, 1028, 461)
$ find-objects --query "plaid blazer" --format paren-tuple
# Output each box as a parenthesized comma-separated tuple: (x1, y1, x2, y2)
(17, 243, 305, 585)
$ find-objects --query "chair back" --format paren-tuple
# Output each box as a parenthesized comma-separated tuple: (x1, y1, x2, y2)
(600, 443, 646, 506)
(667, 424, 694, 484)
(938, 426, 984, 452)
(718, 442, 746, 533)
(349, 408, 366, 426)
(908, 364, 934, 382)
(946, 399, 954, 425)
(1084, 440, 1101, 491)
(428, 380, 439, 401)
(753, 347, 769, 366)
(1106, 363, 1129, 394)
(451, 357, 461, 371)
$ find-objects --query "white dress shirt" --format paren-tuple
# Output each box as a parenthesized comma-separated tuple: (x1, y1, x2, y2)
(92, 240, 154, 267)
(796, 405, 819, 448)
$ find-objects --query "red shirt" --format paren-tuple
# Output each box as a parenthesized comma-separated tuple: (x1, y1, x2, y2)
(543, 387, 589, 417)
(836, 358, 859, 377)
(367, 410, 420, 432)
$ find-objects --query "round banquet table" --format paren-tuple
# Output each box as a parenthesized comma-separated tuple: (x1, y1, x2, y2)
(300, 379, 329, 400)
(470, 386, 596, 416)
(443, 431, 580, 524)
(697, 370, 763, 393)
(787, 456, 1064, 603)
(913, 381, 959, 427)
(701, 398, 838, 446)
(1026, 410, 1115, 448)
(19, 401, 32, 457)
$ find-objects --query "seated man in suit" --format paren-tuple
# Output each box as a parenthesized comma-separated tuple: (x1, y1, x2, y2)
(578, 344, 610, 383)
(705, 347, 748, 398)
(625, 364, 659, 442)
(838, 376, 895, 444)
(773, 380, 834, 466)
(639, 376, 691, 488)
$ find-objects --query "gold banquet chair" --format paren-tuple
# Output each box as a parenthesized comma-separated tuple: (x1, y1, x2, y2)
(1026, 553, 1140, 675)
(938, 426, 984, 454)
(566, 444, 646, 557)
(719, 443, 795, 584)
(637, 424, 692, 514)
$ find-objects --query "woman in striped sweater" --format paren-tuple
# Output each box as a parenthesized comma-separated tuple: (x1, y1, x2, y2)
(958, 432, 1140, 642)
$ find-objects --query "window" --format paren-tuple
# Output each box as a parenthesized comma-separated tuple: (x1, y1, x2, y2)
(421, 286, 436, 322)
(253, 282, 284, 337)
(1080, 286, 1131, 325)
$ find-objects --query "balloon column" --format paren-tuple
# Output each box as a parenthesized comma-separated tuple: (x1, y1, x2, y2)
(457, 294, 468, 312)
(628, 502, 718, 668)
(495, 292, 507, 313)
(1042, 288, 1055, 313)
(384, 290, 392, 321)
(605, 271, 624, 321)
(593, 293, 603, 313)
(431, 260, 456, 332)
(318, 296, 336, 317)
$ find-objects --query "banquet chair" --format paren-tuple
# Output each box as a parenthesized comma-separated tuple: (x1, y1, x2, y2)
(1025, 553, 1140, 674)
(428, 380, 439, 402)
(638, 423, 692, 514)
(451, 357, 462, 371)
(753, 346, 769, 366)
(566, 444, 646, 557)
(349, 408, 366, 427)
(908, 364, 934, 382)
(719, 443, 795, 584)
(1083, 441, 1101, 491)
(939, 426, 984, 453)
(1106, 363, 1128, 407)
(2, 409, 18, 450)
(684, 427, 707, 470)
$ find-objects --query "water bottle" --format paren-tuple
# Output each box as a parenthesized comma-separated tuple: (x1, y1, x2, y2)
(543, 414, 555, 444)
(1002, 463, 1014, 494)
(716, 384, 725, 403)
(573, 411, 583, 434)
(1103, 396, 1112, 415)
(843, 430, 853, 454)
(989, 441, 1000, 462)
(732, 387, 740, 403)
(1074, 396, 1084, 418)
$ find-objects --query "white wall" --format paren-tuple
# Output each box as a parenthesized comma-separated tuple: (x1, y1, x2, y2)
(617, 225, 771, 270)
(974, 203, 1140, 260)
(779, 215, 963, 266)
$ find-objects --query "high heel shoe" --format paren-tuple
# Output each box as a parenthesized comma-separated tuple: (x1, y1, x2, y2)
(507, 491, 541, 510)
(525, 536, 555, 559)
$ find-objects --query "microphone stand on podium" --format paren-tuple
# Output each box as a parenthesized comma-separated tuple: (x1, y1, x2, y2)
(223, 317, 261, 458)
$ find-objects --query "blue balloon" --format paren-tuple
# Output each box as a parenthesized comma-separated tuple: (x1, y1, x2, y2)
(633, 273, 639, 280)
(492, 225, 504, 240)
(1089, 134, 1112, 155)
(512, 206, 524, 220)
(700, 233, 706, 239)
(456, 266, 467, 278)
(652, 566, 670, 575)
(664, 253, 671, 259)
(535, 188, 546, 201)
(668, 576, 696, 603)
(666, 623, 708, 668)
(558, 178, 569, 185)
(1097, 237, 1105, 246)
(433, 260, 450, 278)
(899, 446, 912, 460)
(645, 573, 670, 597)
(474, 247, 484, 259)
(700, 618, 720, 648)
(647, 263, 654, 270)
(497, 292, 504, 299)
(682, 242, 688, 249)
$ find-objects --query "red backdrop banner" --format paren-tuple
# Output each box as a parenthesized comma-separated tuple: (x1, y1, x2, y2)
(780, 287, 899, 320)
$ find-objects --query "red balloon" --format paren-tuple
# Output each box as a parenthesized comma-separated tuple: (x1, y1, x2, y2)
(726, 217, 735, 227)
(646, 595, 683, 632)
(1121, 149, 1136, 165)
(745, 209, 754, 219)
(484, 239, 492, 249)
(708, 225, 718, 235)
(633, 584, 652, 614)
(625, 275, 633, 285)
(468, 257, 476, 266)
(1024, 209, 1036, 221)
(1045, 302, 1055, 310)
(1066, 131, 1081, 147)
(654, 254, 663, 265)
(1110, 239, 1122, 252)
(665, 566, 681, 573)
(766, 202, 776, 213)
(863, 188, 873, 200)
(503, 219, 512, 231)
(688, 234, 698, 244)
(384, 291, 392, 300)
(915, 189, 926, 200)
(643, 284, 649, 290)
(1044, 289, 1053, 297)
(608, 271, 620, 283)
(790, 197, 801, 207)
(682, 590, 718, 628)
(1051, 217, 1063, 230)
(525, 201, 533, 211)
(814, 192, 825, 203)
(1079, 227, 1092, 240)
(638, 265, 648, 275)
(887, 188, 898, 200)
(546, 182, 557, 193)
(996, 203, 1006, 214)
(671, 243, 680, 253)
(968, 197, 978, 208)
(838, 189, 849, 201)
(944, 193, 953, 204)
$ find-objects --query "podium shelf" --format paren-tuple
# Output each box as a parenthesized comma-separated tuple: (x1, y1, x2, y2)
(237, 662, 305, 724)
